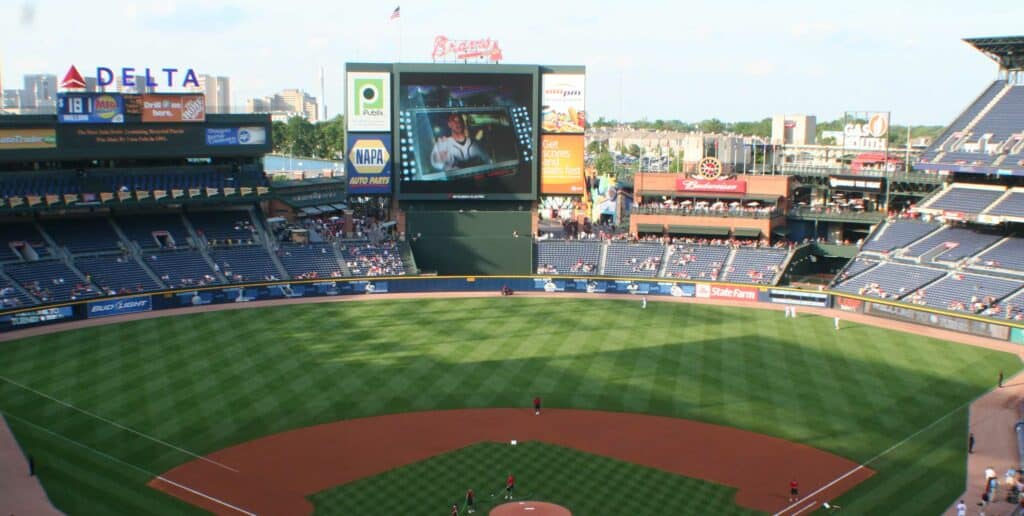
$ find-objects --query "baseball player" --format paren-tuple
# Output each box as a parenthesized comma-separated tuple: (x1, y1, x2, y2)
(505, 473, 515, 499)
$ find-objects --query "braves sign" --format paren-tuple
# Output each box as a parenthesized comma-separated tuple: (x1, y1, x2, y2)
(695, 284, 758, 301)
(675, 179, 747, 194)
(431, 36, 503, 63)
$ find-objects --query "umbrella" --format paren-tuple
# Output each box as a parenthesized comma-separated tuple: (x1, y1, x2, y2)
(746, 201, 760, 207)
(729, 201, 740, 207)
(680, 200, 692, 205)
(696, 201, 709, 206)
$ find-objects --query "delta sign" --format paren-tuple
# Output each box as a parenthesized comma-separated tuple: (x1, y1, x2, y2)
(346, 134, 392, 194)
(61, 65, 200, 90)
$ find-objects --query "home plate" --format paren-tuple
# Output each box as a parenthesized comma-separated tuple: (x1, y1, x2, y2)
(488, 501, 572, 515)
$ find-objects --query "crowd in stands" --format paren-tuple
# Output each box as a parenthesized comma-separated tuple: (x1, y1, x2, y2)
(342, 241, 405, 276)
(637, 200, 778, 218)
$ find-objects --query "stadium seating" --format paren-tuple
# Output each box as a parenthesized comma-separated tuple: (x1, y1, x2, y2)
(535, 240, 601, 275)
(0, 222, 49, 261)
(831, 262, 945, 300)
(986, 191, 1024, 218)
(74, 255, 161, 294)
(971, 238, 1024, 274)
(0, 276, 33, 308)
(143, 250, 221, 288)
(663, 245, 731, 280)
(278, 244, 345, 279)
(41, 217, 122, 253)
(602, 242, 664, 277)
(968, 86, 1024, 149)
(902, 226, 1001, 262)
(834, 257, 879, 284)
(115, 213, 191, 250)
(923, 80, 1006, 161)
(209, 246, 281, 283)
(861, 220, 940, 253)
(906, 273, 1022, 313)
(187, 211, 259, 245)
(3, 260, 98, 303)
(340, 241, 406, 277)
(721, 248, 788, 284)
(924, 186, 1005, 214)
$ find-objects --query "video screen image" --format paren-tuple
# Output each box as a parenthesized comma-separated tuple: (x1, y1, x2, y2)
(398, 72, 534, 197)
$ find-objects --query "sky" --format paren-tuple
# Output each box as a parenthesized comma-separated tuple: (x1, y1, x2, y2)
(1, 0, 1022, 125)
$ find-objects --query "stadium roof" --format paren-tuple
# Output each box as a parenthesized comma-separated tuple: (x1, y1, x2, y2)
(963, 36, 1024, 70)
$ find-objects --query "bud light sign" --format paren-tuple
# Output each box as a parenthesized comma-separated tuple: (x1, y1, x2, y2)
(87, 296, 152, 318)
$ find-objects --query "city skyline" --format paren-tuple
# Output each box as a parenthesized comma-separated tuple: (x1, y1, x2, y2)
(1, 0, 1023, 124)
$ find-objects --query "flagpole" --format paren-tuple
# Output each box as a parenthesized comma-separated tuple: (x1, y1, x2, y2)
(398, 14, 403, 62)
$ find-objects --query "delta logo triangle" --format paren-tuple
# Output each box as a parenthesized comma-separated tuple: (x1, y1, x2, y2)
(61, 65, 86, 89)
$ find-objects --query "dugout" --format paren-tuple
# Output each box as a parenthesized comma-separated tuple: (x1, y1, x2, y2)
(401, 201, 534, 275)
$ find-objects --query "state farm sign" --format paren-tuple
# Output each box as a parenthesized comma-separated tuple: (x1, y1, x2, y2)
(695, 284, 758, 301)
(675, 179, 747, 194)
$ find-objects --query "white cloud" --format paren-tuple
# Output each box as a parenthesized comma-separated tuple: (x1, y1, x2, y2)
(743, 59, 775, 77)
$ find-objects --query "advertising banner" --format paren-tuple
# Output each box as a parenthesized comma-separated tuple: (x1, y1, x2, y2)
(768, 289, 829, 307)
(141, 94, 206, 123)
(57, 93, 125, 124)
(0, 306, 74, 330)
(86, 296, 152, 318)
(347, 71, 391, 132)
(843, 112, 889, 151)
(540, 135, 585, 194)
(346, 133, 393, 194)
(829, 176, 884, 191)
(0, 129, 57, 150)
(205, 127, 267, 146)
(695, 283, 758, 302)
(675, 178, 747, 194)
(541, 73, 585, 133)
(835, 297, 863, 313)
(864, 301, 1010, 340)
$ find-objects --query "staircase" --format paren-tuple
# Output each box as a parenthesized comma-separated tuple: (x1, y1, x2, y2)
(0, 267, 40, 304)
(597, 241, 609, 275)
(721, 248, 738, 281)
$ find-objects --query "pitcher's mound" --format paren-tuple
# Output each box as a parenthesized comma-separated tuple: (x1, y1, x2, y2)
(489, 501, 571, 515)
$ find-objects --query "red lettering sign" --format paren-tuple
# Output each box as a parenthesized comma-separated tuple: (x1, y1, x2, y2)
(431, 35, 504, 63)
(675, 179, 747, 194)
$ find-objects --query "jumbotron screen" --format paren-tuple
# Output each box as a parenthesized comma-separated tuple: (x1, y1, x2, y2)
(395, 70, 537, 200)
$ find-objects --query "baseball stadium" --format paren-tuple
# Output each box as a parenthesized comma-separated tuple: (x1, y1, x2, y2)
(2, 36, 1024, 516)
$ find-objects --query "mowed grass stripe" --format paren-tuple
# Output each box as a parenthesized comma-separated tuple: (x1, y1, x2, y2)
(0, 298, 1018, 515)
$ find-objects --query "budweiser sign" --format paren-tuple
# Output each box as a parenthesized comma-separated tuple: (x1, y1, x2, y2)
(675, 179, 747, 194)
(695, 284, 758, 301)
(432, 35, 503, 63)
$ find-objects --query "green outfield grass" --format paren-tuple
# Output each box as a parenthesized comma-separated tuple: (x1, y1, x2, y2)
(0, 297, 1018, 515)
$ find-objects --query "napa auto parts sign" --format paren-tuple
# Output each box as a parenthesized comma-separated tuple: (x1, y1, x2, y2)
(675, 179, 747, 194)
(431, 36, 503, 62)
(695, 283, 758, 301)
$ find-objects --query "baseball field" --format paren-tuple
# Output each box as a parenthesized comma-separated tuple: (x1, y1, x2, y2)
(0, 295, 1018, 515)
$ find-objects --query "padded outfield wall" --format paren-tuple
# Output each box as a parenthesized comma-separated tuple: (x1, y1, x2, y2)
(402, 204, 534, 275)
(4, 275, 1023, 343)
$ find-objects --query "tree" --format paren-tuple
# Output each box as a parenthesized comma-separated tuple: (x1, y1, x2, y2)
(698, 118, 725, 134)
(626, 144, 643, 158)
(594, 150, 614, 176)
(586, 140, 608, 154)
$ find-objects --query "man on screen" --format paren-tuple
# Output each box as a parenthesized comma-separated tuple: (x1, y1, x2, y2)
(430, 113, 492, 171)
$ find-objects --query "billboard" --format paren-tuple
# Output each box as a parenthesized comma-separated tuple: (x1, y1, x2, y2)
(540, 135, 585, 194)
(843, 112, 889, 151)
(346, 133, 393, 194)
(0, 129, 57, 150)
(675, 178, 747, 194)
(141, 94, 207, 123)
(347, 71, 391, 132)
(541, 73, 585, 133)
(695, 283, 758, 301)
(395, 68, 536, 200)
(87, 296, 152, 318)
(57, 93, 125, 124)
(205, 127, 267, 146)
(0, 306, 73, 330)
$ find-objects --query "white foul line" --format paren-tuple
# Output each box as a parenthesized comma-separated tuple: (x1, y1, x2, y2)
(773, 397, 973, 515)
(790, 501, 818, 516)
(3, 411, 255, 516)
(155, 476, 257, 516)
(0, 374, 238, 473)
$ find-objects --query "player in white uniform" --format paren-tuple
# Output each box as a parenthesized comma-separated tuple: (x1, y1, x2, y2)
(431, 113, 492, 171)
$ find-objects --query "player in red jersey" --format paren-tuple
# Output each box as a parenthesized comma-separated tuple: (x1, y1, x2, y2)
(505, 473, 515, 499)
(465, 488, 475, 513)
(789, 479, 799, 502)
(534, 396, 542, 415)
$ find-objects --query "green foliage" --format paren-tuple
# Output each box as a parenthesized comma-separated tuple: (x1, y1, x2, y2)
(594, 149, 615, 175)
(272, 115, 346, 159)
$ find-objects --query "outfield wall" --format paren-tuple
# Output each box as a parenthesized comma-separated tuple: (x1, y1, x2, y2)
(3, 276, 1023, 341)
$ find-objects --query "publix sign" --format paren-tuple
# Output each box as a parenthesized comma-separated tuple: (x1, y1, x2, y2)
(346, 134, 392, 194)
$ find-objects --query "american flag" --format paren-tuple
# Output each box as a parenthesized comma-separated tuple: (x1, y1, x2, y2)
(390, 6, 400, 20)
